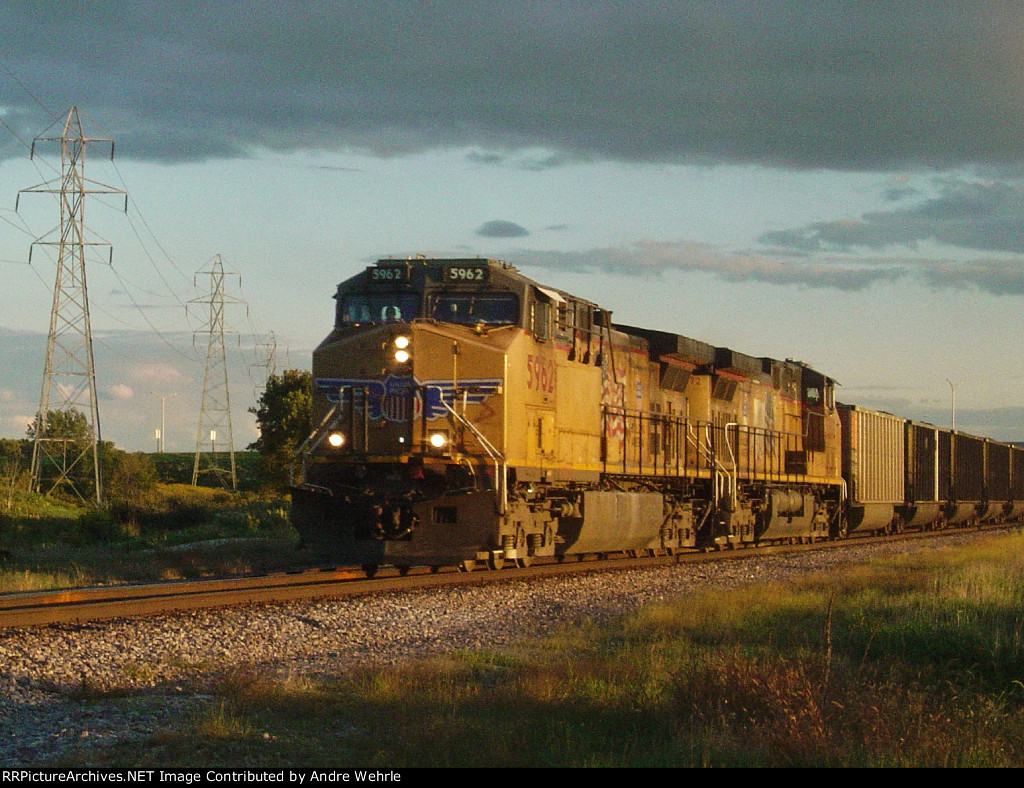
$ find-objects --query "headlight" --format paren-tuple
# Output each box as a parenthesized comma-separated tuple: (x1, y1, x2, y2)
(393, 335, 412, 363)
(327, 432, 346, 448)
(428, 432, 448, 449)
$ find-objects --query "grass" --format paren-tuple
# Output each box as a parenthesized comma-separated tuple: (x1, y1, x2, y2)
(0, 485, 302, 593)
(55, 529, 1024, 768)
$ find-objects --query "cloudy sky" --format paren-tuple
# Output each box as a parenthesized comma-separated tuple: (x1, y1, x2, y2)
(1, 1, 1024, 452)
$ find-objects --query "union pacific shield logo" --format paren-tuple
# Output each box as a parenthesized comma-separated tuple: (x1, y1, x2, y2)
(315, 376, 501, 422)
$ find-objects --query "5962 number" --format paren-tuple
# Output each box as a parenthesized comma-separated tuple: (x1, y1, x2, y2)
(527, 354, 555, 393)
(371, 267, 407, 281)
(445, 265, 488, 281)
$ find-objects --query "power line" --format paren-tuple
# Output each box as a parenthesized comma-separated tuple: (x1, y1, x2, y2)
(0, 60, 57, 117)
(0, 77, 274, 456)
(190, 254, 245, 490)
(22, 107, 124, 505)
(0, 92, 201, 351)
(251, 330, 279, 399)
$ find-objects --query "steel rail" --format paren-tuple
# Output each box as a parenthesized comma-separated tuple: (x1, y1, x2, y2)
(0, 525, 1011, 630)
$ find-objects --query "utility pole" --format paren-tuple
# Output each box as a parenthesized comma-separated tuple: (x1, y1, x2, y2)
(150, 391, 176, 453)
(19, 107, 125, 505)
(946, 379, 961, 431)
(190, 255, 244, 489)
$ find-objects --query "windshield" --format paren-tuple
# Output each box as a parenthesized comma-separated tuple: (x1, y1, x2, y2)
(339, 294, 420, 325)
(431, 293, 518, 326)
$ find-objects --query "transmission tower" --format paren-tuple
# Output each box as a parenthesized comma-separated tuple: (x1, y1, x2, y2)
(19, 107, 124, 505)
(190, 255, 244, 490)
(252, 331, 278, 395)
(255, 331, 279, 380)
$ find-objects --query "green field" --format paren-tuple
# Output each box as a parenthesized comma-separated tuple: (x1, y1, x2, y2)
(58, 529, 1024, 768)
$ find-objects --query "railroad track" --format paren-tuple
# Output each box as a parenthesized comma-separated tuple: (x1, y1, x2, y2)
(0, 526, 1006, 629)
(0, 565, 410, 630)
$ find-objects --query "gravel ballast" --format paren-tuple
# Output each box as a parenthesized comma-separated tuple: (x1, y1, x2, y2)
(0, 529, 1010, 765)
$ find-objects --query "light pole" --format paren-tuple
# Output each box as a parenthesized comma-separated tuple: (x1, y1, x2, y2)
(946, 379, 960, 431)
(150, 391, 177, 453)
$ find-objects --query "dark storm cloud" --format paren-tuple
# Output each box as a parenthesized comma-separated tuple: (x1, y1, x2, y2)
(918, 259, 1024, 296)
(4, 2, 1024, 169)
(476, 220, 529, 238)
(514, 241, 906, 291)
(881, 182, 920, 202)
(761, 179, 1024, 255)
(514, 238, 1024, 294)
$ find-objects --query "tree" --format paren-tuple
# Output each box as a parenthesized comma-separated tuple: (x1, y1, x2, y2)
(102, 449, 159, 525)
(25, 408, 98, 502)
(26, 408, 92, 442)
(0, 439, 29, 514)
(249, 370, 313, 490)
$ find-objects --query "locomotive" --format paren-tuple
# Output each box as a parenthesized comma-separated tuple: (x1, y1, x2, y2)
(290, 256, 1024, 574)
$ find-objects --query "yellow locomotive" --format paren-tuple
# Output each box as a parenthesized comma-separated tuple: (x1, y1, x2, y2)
(291, 257, 844, 574)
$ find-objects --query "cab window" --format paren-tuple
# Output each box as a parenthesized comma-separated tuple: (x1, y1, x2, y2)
(431, 293, 518, 326)
(339, 294, 420, 325)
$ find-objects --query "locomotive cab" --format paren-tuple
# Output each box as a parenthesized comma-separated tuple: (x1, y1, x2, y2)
(293, 258, 541, 570)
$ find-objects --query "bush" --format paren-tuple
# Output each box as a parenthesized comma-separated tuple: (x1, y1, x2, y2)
(77, 509, 139, 543)
(103, 483, 234, 532)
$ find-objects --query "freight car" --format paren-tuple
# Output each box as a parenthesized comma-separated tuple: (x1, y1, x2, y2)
(839, 404, 1024, 534)
(290, 257, 1020, 574)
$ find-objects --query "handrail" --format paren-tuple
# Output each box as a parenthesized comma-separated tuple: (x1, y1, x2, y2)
(427, 385, 508, 515)
(290, 392, 346, 486)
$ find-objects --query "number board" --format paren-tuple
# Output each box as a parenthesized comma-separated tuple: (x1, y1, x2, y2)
(444, 264, 490, 283)
(368, 265, 409, 282)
